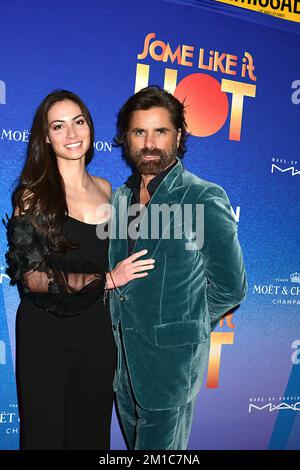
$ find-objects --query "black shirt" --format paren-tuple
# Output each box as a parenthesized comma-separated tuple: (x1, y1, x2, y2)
(4, 214, 107, 317)
(125, 160, 178, 255)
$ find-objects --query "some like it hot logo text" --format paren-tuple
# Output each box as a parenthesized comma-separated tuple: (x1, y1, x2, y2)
(135, 33, 257, 141)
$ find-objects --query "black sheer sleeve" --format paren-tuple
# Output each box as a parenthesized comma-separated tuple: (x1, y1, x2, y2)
(3, 214, 106, 317)
(4, 213, 50, 282)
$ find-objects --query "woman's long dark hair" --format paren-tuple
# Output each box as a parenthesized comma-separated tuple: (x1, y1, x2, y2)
(13, 89, 94, 253)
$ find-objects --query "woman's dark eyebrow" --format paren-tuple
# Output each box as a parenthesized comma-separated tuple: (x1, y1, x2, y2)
(49, 114, 84, 126)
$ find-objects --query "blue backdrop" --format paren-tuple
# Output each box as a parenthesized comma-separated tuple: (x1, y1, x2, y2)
(0, 0, 299, 450)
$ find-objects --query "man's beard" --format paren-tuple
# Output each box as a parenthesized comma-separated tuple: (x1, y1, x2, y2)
(128, 144, 177, 175)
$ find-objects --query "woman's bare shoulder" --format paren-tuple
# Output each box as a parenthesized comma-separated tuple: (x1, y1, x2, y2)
(90, 175, 112, 199)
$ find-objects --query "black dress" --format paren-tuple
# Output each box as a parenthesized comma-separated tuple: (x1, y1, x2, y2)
(4, 214, 116, 450)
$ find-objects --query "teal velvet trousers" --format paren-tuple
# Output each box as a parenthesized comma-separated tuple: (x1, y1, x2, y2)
(115, 335, 197, 450)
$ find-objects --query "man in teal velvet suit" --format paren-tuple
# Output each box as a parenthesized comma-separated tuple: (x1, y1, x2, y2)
(109, 86, 247, 450)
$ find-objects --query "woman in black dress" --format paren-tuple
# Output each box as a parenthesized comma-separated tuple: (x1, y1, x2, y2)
(4, 90, 154, 450)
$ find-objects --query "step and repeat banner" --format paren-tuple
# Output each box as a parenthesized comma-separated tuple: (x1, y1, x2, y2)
(0, 0, 299, 450)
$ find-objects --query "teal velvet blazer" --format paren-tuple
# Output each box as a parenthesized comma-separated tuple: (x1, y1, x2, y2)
(109, 159, 247, 411)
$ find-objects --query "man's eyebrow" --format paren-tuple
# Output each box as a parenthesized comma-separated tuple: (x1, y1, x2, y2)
(130, 126, 171, 131)
(130, 127, 144, 132)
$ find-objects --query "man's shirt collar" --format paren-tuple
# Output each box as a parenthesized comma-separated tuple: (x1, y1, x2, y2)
(125, 160, 178, 197)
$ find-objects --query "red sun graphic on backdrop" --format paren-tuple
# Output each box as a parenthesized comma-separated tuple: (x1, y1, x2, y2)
(174, 73, 229, 137)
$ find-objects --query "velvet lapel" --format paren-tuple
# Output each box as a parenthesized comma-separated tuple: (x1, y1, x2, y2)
(108, 185, 132, 294)
(118, 159, 190, 295)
